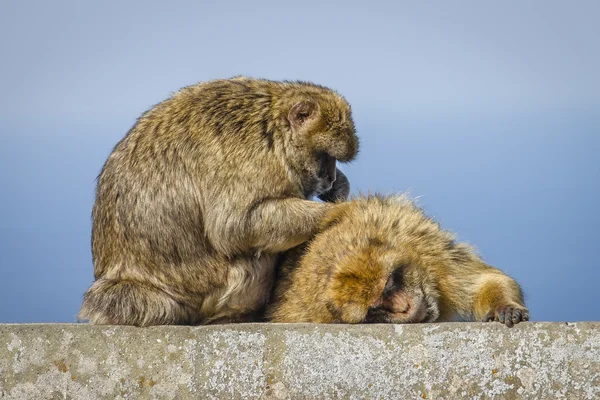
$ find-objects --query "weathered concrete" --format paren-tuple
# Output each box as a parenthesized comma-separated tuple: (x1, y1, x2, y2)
(0, 322, 598, 399)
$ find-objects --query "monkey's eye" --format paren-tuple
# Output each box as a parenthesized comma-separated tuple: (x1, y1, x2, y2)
(383, 267, 405, 297)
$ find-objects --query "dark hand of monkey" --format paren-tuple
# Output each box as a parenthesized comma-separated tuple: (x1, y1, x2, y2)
(483, 305, 530, 327)
(318, 168, 350, 203)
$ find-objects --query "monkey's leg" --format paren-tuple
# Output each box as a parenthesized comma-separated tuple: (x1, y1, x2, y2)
(318, 168, 350, 203)
(472, 272, 529, 327)
(78, 279, 196, 327)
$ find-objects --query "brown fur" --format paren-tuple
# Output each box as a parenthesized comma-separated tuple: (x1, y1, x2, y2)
(267, 195, 528, 327)
(79, 77, 359, 326)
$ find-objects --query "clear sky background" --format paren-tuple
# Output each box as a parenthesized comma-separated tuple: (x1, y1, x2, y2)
(0, 1, 598, 323)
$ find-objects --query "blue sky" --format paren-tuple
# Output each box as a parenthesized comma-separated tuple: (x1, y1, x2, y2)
(0, 1, 598, 323)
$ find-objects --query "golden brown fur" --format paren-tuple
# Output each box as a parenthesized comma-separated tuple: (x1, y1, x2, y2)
(267, 195, 528, 327)
(79, 77, 359, 326)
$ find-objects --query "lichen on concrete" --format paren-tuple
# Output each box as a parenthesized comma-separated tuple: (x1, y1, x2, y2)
(0, 322, 599, 399)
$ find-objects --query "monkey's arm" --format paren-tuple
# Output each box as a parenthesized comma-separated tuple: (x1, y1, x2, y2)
(318, 168, 350, 203)
(246, 198, 332, 253)
(472, 267, 529, 327)
(441, 262, 529, 327)
(206, 198, 331, 255)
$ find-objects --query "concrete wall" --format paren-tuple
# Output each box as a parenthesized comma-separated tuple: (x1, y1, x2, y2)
(0, 322, 598, 399)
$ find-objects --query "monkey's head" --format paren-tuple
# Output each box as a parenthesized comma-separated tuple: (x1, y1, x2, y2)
(285, 92, 359, 197)
(324, 246, 440, 324)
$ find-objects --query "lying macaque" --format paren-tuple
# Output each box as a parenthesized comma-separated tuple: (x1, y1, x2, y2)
(267, 195, 529, 327)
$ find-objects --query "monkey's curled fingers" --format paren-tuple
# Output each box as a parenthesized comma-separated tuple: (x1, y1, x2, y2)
(318, 168, 350, 203)
(483, 305, 529, 327)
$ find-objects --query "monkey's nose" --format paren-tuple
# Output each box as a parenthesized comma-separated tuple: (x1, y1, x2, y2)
(396, 300, 411, 314)
(381, 294, 412, 314)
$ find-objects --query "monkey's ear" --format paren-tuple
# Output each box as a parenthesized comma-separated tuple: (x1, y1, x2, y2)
(288, 99, 318, 129)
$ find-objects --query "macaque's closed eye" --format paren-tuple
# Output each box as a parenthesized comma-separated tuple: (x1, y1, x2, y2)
(383, 267, 405, 299)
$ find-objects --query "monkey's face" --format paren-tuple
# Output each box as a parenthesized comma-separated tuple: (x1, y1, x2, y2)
(287, 96, 359, 195)
(314, 152, 337, 195)
(308, 99, 359, 164)
(325, 249, 440, 324)
(363, 265, 440, 324)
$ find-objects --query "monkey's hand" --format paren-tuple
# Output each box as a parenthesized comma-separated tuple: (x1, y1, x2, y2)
(482, 305, 529, 327)
(318, 168, 350, 203)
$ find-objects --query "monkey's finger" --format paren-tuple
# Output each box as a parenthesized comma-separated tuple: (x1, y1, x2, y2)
(522, 309, 530, 321)
(498, 310, 505, 324)
(511, 309, 522, 324)
(504, 308, 514, 328)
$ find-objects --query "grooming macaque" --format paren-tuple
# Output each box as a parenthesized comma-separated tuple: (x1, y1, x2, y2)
(79, 77, 359, 326)
(267, 195, 529, 327)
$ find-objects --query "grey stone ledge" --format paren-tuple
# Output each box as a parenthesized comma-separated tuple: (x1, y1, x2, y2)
(1, 322, 599, 399)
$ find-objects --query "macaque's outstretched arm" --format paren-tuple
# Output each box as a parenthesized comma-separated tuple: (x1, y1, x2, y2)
(444, 263, 529, 327)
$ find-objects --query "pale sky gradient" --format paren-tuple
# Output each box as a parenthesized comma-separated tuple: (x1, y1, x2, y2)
(0, 1, 598, 323)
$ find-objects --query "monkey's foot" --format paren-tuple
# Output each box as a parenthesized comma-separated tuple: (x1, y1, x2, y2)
(482, 305, 529, 327)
